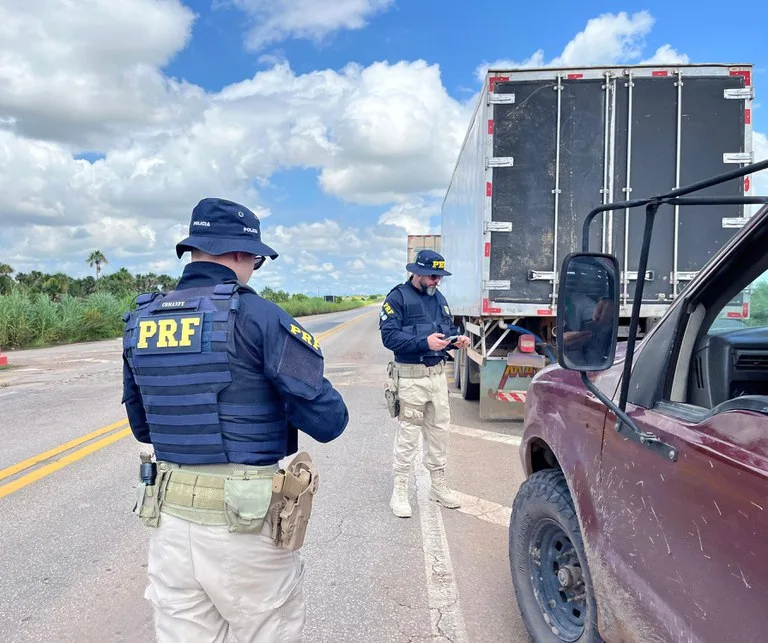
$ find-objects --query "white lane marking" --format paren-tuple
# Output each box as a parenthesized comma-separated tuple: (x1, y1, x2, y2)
(453, 492, 511, 528)
(450, 424, 522, 446)
(449, 392, 462, 398)
(415, 442, 469, 643)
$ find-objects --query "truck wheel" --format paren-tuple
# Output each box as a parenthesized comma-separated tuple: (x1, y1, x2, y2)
(460, 347, 480, 401)
(509, 470, 601, 643)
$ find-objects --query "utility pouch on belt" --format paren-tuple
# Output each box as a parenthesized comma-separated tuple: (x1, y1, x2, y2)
(268, 452, 318, 551)
(384, 361, 400, 419)
(223, 475, 274, 534)
(133, 456, 167, 529)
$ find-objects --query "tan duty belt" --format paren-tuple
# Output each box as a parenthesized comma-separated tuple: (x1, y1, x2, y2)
(394, 361, 445, 378)
(159, 462, 278, 526)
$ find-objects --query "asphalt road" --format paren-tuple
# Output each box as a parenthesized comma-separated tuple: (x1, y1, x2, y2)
(0, 305, 529, 642)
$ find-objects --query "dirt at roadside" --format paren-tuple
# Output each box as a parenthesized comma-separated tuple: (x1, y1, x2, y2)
(0, 338, 124, 390)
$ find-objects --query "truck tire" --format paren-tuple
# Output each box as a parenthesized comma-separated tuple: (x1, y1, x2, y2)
(460, 347, 480, 401)
(509, 470, 602, 643)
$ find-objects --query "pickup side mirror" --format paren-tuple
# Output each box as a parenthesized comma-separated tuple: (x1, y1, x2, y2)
(556, 253, 620, 372)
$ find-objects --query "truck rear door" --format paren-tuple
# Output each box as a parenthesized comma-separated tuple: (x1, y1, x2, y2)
(611, 69, 751, 310)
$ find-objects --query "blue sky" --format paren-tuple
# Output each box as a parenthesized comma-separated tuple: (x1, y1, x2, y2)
(1, 1, 766, 295)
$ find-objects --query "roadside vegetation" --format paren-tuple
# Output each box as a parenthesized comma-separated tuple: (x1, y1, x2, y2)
(0, 255, 381, 350)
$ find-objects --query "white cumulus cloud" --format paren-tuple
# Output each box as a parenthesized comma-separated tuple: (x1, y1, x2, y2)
(1, 2, 763, 298)
(231, 0, 394, 51)
(0, 0, 200, 148)
(476, 11, 686, 80)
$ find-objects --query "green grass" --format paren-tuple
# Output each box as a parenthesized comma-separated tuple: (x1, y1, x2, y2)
(0, 291, 375, 350)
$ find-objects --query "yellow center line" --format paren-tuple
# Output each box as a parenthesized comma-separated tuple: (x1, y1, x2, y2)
(0, 428, 132, 500)
(0, 418, 128, 482)
(315, 309, 376, 345)
(0, 308, 374, 499)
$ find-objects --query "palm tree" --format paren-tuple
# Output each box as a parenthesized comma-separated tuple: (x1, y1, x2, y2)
(87, 250, 108, 280)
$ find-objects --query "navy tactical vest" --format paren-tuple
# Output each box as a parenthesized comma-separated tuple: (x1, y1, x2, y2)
(123, 282, 286, 466)
(392, 283, 454, 363)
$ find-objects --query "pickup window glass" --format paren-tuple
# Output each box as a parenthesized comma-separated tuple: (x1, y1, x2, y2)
(687, 269, 768, 410)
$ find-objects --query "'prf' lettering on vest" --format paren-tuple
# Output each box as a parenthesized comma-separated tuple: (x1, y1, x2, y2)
(136, 314, 203, 353)
(289, 323, 320, 350)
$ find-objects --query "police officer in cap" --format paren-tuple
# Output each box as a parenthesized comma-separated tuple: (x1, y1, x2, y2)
(379, 249, 470, 518)
(122, 197, 349, 642)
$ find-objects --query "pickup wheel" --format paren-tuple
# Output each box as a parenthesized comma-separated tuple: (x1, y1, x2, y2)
(509, 470, 601, 643)
(460, 347, 480, 400)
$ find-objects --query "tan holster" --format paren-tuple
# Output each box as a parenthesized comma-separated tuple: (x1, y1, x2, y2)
(268, 451, 319, 551)
(385, 361, 400, 418)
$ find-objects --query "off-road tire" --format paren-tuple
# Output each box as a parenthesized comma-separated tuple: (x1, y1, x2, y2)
(509, 469, 602, 643)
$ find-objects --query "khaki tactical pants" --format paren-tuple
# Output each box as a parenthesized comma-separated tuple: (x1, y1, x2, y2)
(141, 462, 305, 643)
(392, 362, 451, 475)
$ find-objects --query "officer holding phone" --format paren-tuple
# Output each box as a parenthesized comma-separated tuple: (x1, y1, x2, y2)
(379, 249, 470, 518)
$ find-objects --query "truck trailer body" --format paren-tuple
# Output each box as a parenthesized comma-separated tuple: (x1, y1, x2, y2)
(440, 63, 755, 419)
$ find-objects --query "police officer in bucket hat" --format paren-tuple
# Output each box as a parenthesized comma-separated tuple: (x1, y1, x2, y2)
(122, 197, 349, 642)
(379, 249, 470, 518)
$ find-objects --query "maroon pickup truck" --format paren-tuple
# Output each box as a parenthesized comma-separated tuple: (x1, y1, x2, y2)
(509, 161, 768, 642)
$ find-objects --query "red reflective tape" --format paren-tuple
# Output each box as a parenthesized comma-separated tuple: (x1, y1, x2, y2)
(745, 176, 751, 192)
(496, 391, 527, 403)
(727, 311, 742, 318)
(484, 242, 491, 257)
(567, 73, 583, 80)
(652, 70, 669, 77)
(486, 182, 492, 197)
(488, 119, 494, 135)
(730, 69, 752, 86)
(482, 298, 501, 314)
(489, 76, 510, 91)
(746, 108, 752, 125)
(537, 309, 553, 316)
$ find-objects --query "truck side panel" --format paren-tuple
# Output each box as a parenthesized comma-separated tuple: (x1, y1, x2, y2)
(441, 94, 487, 315)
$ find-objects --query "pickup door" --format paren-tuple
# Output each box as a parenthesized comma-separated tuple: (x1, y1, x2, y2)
(591, 232, 768, 641)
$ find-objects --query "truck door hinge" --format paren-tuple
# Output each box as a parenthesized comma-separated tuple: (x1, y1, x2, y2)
(723, 152, 753, 164)
(489, 93, 516, 105)
(724, 88, 754, 100)
(722, 217, 749, 228)
(486, 157, 514, 169)
(483, 280, 511, 291)
(484, 221, 513, 233)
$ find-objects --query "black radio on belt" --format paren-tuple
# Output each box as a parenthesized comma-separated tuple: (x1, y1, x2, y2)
(140, 452, 157, 486)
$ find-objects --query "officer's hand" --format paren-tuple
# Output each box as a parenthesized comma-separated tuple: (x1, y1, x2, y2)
(427, 333, 450, 351)
(454, 335, 471, 350)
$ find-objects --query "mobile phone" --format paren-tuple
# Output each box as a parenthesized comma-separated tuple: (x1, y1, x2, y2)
(444, 335, 460, 343)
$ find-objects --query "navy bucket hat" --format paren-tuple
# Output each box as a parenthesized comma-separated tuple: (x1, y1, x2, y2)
(406, 249, 452, 276)
(175, 198, 279, 260)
